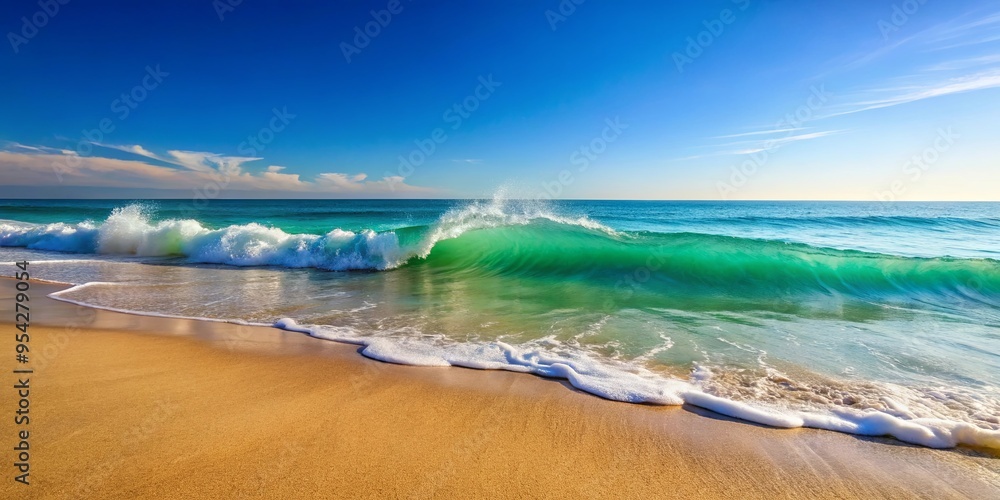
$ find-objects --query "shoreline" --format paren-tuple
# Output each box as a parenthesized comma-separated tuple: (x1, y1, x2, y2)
(42, 277, 1000, 451)
(1, 282, 998, 498)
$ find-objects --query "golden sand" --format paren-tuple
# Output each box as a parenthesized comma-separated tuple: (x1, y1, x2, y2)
(0, 282, 997, 499)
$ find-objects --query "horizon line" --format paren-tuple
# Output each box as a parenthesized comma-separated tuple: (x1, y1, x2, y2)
(1, 198, 998, 203)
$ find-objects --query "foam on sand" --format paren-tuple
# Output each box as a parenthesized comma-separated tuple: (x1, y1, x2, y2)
(37, 282, 1000, 450)
(274, 318, 1000, 450)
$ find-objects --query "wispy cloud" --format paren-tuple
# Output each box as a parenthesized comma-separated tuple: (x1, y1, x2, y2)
(923, 54, 1000, 72)
(916, 10, 1000, 49)
(669, 129, 844, 161)
(2, 141, 75, 155)
(101, 143, 259, 174)
(0, 143, 436, 196)
(711, 128, 808, 139)
(451, 158, 484, 164)
(725, 130, 846, 155)
(801, 9, 1000, 120)
(816, 8, 1000, 79)
(825, 69, 1000, 118)
(164, 150, 258, 175)
(107, 144, 161, 161)
(816, 34, 919, 79)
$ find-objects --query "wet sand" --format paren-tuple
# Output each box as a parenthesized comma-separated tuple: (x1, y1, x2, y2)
(0, 281, 997, 499)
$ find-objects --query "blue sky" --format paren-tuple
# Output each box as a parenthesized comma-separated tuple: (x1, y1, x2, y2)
(1, 0, 999, 199)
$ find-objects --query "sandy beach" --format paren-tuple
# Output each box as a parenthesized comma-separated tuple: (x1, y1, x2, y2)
(1, 281, 997, 499)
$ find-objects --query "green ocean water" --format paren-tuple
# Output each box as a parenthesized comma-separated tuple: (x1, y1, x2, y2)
(2, 197, 999, 448)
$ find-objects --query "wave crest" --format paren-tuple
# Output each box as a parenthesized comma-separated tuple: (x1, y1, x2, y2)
(3, 198, 999, 302)
(0, 197, 615, 271)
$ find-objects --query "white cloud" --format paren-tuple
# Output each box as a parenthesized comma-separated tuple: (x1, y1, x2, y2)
(674, 130, 845, 160)
(923, 54, 1000, 72)
(114, 144, 160, 160)
(165, 150, 259, 174)
(825, 69, 1000, 118)
(101, 143, 261, 175)
(812, 7, 1000, 112)
(2, 142, 75, 155)
(0, 144, 437, 197)
(315, 172, 428, 194)
(711, 128, 807, 139)
(917, 10, 1000, 48)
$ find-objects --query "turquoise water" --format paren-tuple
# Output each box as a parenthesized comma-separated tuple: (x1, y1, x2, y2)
(2, 197, 999, 448)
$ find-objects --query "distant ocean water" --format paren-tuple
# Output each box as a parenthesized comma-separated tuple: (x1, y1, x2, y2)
(2, 196, 999, 449)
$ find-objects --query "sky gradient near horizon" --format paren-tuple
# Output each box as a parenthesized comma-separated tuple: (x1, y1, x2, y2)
(1, 0, 999, 200)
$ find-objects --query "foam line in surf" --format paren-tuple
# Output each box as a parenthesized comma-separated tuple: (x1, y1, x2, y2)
(272, 318, 1000, 449)
(32, 282, 1000, 450)
(48, 282, 270, 326)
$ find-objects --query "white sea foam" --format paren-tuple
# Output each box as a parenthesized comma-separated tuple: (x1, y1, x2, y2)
(273, 317, 1000, 449)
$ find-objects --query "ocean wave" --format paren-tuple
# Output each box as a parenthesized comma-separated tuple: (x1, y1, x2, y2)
(0, 197, 615, 271)
(1, 204, 408, 270)
(3, 200, 999, 303)
(423, 224, 999, 302)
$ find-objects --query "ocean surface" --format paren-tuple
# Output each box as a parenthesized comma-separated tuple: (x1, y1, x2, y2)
(2, 196, 999, 449)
